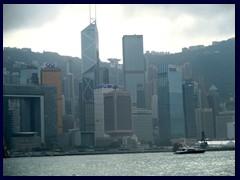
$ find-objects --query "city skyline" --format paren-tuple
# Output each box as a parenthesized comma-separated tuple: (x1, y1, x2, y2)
(3, 4, 235, 63)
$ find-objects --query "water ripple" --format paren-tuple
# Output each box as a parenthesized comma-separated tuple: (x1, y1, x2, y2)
(3, 151, 235, 176)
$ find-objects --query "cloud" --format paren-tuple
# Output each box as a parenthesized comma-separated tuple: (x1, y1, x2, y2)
(3, 4, 235, 60)
(3, 4, 234, 34)
(3, 4, 62, 32)
(177, 5, 235, 39)
(118, 4, 234, 35)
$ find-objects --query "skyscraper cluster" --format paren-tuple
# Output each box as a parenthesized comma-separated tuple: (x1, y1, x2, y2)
(3, 8, 235, 152)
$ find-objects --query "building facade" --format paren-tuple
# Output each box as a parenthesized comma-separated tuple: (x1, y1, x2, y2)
(94, 84, 118, 140)
(157, 64, 185, 145)
(182, 79, 201, 139)
(20, 67, 39, 85)
(207, 85, 220, 138)
(62, 73, 75, 116)
(195, 108, 214, 140)
(122, 35, 145, 107)
(104, 91, 133, 137)
(107, 58, 121, 85)
(216, 111, 235, 139)
(132, 108, 153, 143)
(41, 67, 63, 135)
(80, 18, 99, 134)
(62, 73, 75, 132)
(181, 62, 192, 80)
(3, 84, 58, 149)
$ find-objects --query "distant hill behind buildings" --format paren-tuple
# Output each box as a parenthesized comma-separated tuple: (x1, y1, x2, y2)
(3, 37, 235, 102)
(145, 37, 235, 101)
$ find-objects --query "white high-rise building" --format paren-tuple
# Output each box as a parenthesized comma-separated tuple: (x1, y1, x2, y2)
(94, 84, 118, 139)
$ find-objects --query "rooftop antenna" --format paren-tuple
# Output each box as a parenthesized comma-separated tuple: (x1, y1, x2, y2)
(95, 4, 97, 23)
(89, 4, 91, 24)
(89, 4, 96, 24)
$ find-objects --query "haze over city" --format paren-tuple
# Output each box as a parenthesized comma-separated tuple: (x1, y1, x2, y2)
(3, 4, 235, 176)
(3, 4, 235, 62)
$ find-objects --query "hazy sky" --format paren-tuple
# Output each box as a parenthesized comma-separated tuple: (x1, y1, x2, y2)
(3, 4, 235, 62)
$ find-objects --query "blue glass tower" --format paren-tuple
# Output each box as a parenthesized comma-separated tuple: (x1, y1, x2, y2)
(157, 64, 185, 145)
(182, 80, 201, 139)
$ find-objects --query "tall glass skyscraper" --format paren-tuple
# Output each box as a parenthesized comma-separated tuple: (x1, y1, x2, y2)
(182, 79, 201, 139)
(157, 64, 185, 145)
(207, 85, 220, 138)
(63, 73, 75, 118)
(81, 18, 99, 132)
(122, 35, 145, 106)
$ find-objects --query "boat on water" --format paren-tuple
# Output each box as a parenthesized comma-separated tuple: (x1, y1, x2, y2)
(174, 148, 205, 154)
(172, 132, 207, 154)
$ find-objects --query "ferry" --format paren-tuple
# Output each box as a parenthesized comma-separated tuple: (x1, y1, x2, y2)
(174, 148, 205, 154)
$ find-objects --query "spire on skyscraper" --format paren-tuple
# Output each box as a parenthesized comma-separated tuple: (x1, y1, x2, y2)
(89, 4, 96, 24)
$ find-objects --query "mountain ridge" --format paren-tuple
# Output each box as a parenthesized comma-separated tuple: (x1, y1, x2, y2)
(3, 37, 235, 102)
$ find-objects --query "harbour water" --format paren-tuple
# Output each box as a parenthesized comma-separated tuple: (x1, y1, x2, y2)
(3, 150, 235, 176)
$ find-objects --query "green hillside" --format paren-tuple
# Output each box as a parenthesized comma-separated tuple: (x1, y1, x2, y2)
(145, 38, 235, 101)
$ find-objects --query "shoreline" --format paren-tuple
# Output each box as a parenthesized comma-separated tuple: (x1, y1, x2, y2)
(5, 147, 235, 158)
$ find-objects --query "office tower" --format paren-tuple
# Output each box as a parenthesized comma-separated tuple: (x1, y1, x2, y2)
(62, 95, 66, 116)
(107, 58, 121, 85)
(62, 73, 75, 119)
(145, 63, 158, 110)
(41, 66, 63, 135)
(216, 111, 235, 139)
(65, 60, 73, 75)
(78, 80, 83, 128)
(80, 14, 99, 134)
(74, 77, 81, 122)
(99, 67, 109, 84)
(3, 84, 58, 149)
(207, 85, 220, 138)
(132, 108, 153, 143)
(136, 84, 146, 108)
(94, 84, 118, 144)
(11, 72, 20, 84)
(20, 97, 40, 133)
(157, 64, 185, 145)
(195, 108, 214, 140)
(182, 80, 201, 139)
(227, 122, 235, 139)
(100, 59, 123, 88)
(62, 73, 76, 133)
(104, 91, 133, 137)
(181, 62, 192, 80)
(196, 76, 208, 108)
(122, 35, 145, 107)
(151, 95, 159, 144)
(117, 64, 124, 88)
(145, 81, 153, 110)
(151, 95, 158, 120)
(7, 99, 21, 134)
(20, 67, 39, 85)
(225, 97, 235, 111)
(3, 68, 11, 84)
